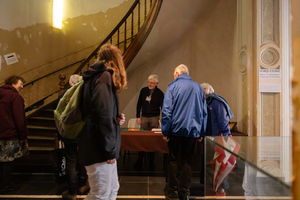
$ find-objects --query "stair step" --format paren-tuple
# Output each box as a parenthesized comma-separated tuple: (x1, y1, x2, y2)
(19, 100, 59, 173)
(27, 117, 56, 127)
(42, 108, 55, 112)
(27, 125, 57, 130)
(28, 116, 54, 120)
(29, 146, 55, 151)
(28, 135, 54, 140)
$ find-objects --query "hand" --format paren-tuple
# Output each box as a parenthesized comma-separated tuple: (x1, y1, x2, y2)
(136, 118, 141, 125)
(198, 137, 203, 142)
(117, 113, 125, 126)
(106, 158, 116, 164)
(163, 136, 169, 142)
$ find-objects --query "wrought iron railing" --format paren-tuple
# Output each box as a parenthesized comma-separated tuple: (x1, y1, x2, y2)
(73, 0, 162, 74)
(24, 0, 162, 111)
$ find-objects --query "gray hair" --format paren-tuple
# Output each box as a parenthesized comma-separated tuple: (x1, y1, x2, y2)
(174, 64, 189, 75)
(69, 74, 80, 86)
(148, 74, 158, 83)
(200, 82, 214, 95)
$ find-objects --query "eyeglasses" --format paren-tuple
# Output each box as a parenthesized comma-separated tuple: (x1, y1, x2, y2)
(148, 81, 156, 85)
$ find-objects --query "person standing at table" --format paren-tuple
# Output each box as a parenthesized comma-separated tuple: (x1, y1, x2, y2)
(134, 74, 164, 170)
(0, 75, 29, 193)
(161, 64, 207, 200)
(78, 44, 127, 200)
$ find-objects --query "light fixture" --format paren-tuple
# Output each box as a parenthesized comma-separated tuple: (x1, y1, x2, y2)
(52, 0, 63, 29)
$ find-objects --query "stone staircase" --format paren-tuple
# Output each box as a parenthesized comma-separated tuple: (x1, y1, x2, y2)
(14, 100, 59, 174)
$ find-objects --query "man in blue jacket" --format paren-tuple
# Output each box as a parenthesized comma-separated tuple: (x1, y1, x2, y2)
(161, 64, 207, 200)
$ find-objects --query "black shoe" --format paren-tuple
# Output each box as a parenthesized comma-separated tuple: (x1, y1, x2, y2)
(0, 183, 20, 193)
(164, 187, 178, 200)
(178, 194, 189, 200)
(165, 191, 178, 200)
(62, 190, 77, 200)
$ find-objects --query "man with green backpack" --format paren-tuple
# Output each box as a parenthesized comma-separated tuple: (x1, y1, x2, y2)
(55, 74, 89, 200)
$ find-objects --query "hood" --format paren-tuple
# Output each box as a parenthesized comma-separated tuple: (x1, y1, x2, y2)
(0, 85, 18, 99)
(207, 93, 234, 118)
(82, 62, 112, 81)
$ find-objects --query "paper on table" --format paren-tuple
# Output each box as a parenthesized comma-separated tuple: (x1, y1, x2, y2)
(151, 128, 161, 132)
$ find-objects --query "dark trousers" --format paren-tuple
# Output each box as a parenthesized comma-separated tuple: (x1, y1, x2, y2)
(199, 139, 205, 184)
(0, 161, 14, 186)
(166, 136, 197, 198)
(64, 142, 88, 195)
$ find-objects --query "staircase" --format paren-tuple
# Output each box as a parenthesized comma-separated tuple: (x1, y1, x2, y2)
(14, 101, 58, 173)
(15, 0, 163, 174)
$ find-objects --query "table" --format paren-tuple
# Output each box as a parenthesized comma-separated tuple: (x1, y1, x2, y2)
(121, 130, 168, 153)
(121, 129, 247, 153)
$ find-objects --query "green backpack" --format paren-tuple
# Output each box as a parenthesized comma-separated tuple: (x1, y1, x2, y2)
(54, 77, 85, 139)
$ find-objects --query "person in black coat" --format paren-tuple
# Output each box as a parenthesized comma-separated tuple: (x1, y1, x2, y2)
(78, 44, 127, 200)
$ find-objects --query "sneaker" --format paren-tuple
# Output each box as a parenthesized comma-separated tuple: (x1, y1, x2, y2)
(78, 182, 90, 195)
(62, 190, 77, 200)
(216, 188, 226, 196)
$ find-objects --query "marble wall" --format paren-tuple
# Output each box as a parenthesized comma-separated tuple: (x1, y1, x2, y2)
(119, 0, 239, 129)
(292, 0, 300, 198)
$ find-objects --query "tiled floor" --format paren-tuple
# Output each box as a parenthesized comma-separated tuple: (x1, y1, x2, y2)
(0, 150, 292, 200)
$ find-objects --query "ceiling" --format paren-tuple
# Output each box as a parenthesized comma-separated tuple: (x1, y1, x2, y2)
(127, 0, 216, 73)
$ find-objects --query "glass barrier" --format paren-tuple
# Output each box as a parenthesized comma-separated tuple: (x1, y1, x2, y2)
(204, 136, 292, 197)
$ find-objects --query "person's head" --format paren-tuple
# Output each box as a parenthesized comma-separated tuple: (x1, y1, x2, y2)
(200, 82, 214, 98)
(98, 43, 127, 92)
(173, 64, 189, 79)
(69, 74, 80, 86)
(5, 75, 26, 92)
(148, 74, 158, 92)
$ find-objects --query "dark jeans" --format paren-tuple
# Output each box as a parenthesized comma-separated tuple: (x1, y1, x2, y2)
(166, 136, 197, 197)
(0, 161, 14, 186)
(64, 142, 88, 195)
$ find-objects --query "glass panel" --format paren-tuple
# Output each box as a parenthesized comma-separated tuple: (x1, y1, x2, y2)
(204, 136, 291, 197)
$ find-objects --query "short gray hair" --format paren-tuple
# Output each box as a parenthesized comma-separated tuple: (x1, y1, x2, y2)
(174, 64, 189, 75)
(200, 82, 214, 95)
(148, 74, 158, 83)
(69, 74, 80, 86)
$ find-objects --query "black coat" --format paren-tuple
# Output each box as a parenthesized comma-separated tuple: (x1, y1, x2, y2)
(136, 86, 164, 118)
(78, 62, 120, 166)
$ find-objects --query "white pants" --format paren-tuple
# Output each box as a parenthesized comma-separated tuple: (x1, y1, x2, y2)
(84, 161, 119, 200)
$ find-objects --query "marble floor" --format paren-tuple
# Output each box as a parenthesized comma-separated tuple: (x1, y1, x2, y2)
(0, 150, 291, 200)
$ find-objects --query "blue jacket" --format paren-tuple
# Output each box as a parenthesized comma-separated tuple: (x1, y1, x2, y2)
(161, 74, 207, 138)
(205, 94, 232, 136)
